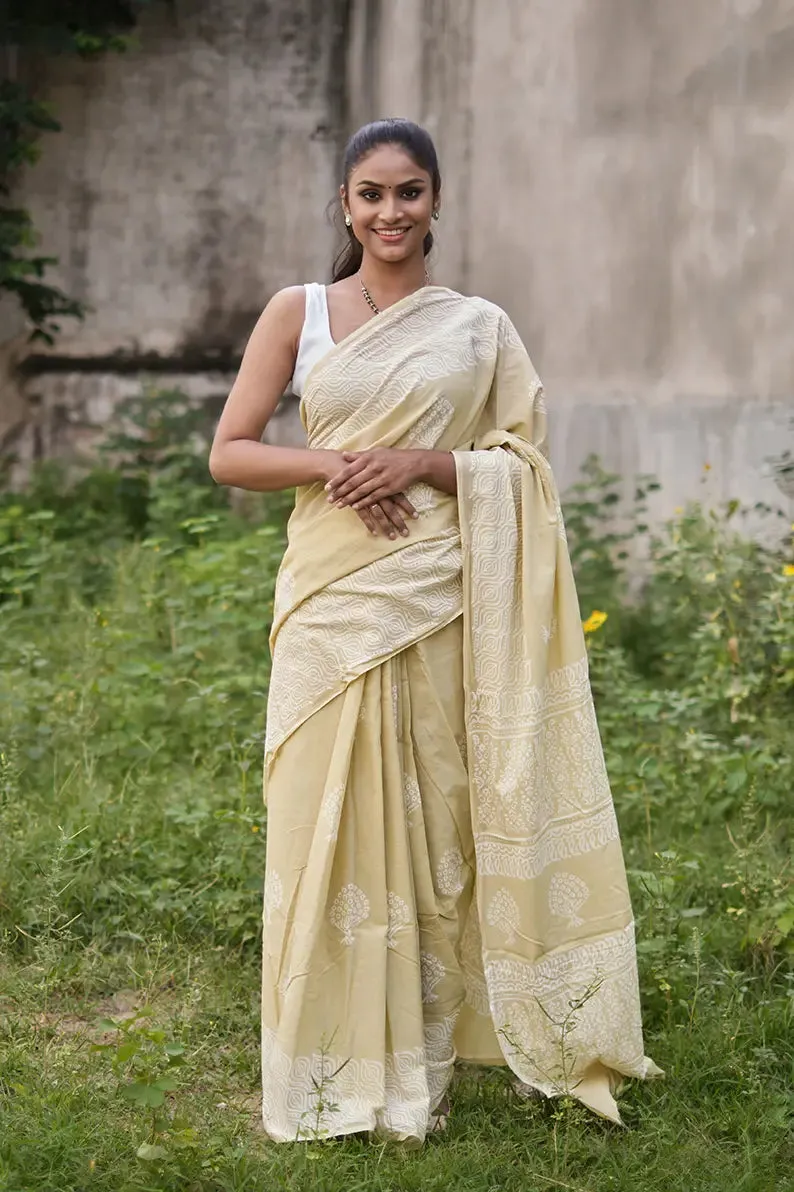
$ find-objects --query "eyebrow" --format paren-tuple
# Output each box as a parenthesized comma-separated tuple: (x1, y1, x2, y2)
(355, 178, 426, 188)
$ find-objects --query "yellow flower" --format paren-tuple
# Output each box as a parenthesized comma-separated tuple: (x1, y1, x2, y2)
(703, 463, 712, 472)
(783, 564, 794, 577)
(582, 610, 608, 634)
(251, 824, 260, 832)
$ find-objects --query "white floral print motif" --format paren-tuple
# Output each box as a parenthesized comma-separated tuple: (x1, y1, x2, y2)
(386, 891, 411, 949)
(402, 772, 422, 821)
(548, 872, 591, 927)
(264, 871, 283, 927)
(320, 785, 344, 843)
(420, 951, 446, 1003)
(435, 847, 465, 897)
(541, 617, 558, 644)
(487, 888, 520, 945)
(405, 481, 437, 514)
(329, 884, 370, 946)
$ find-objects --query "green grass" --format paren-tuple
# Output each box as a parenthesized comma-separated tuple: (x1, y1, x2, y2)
(1, 483, 793, 1191)
(2, 941, 792, 1191)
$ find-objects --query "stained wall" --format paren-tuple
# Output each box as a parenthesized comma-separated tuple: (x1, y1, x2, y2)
(2, 0, 792, 513)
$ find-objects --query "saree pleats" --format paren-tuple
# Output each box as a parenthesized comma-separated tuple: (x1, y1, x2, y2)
(262, 618, 502, 1141)
(261, 286, 660, 1144)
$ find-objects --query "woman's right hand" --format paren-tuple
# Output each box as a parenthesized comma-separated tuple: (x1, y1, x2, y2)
(320, 450, 417, 539)
(357, 493, 418, 539)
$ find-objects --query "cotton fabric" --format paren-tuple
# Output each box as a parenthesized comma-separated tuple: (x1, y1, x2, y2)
(261, 285, 660, 1143)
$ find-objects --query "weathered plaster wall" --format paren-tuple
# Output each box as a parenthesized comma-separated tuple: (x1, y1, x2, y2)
(348, 0, 794, 512)
(2, 0, 792, 514)
(1, 0, 350, 466)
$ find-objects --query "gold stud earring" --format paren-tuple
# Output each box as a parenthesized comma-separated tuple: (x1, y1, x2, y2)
(344, 213, 352, 227)
(432, 210, 440, 221)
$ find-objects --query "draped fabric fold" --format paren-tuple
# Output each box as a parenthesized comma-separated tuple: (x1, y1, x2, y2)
(261, 286, 660, 1143)
(453, 320, 661, 1120)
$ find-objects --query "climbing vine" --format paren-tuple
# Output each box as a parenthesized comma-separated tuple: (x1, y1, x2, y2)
(0, 2, 149, 343)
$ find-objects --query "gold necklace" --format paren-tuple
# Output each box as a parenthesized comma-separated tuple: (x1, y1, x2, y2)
(359, 270, 432, 316)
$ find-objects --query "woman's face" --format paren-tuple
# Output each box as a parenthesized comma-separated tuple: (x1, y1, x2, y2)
(342, 144, 438, 266)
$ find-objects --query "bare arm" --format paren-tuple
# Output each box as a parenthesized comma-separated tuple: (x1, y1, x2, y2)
(209, 289, 418, 539)
(209, 287, 342, 491)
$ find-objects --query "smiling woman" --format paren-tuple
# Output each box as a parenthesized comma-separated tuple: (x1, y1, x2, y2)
(332, 119, 441, 291)
(208, 118, 661, 1145)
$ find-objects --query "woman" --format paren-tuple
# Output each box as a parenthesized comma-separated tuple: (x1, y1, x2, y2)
(209, 118, 660, 1145)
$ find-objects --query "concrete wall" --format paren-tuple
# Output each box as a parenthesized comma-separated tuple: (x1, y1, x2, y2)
(1, 0, 349, 467)
(2, 0, 793, 516)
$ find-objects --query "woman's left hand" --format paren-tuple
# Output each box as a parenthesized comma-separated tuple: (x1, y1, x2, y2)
(326, 448, 422, 510)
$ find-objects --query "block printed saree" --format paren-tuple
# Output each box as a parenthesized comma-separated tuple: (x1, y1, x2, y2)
(261, 285, 661, 1143)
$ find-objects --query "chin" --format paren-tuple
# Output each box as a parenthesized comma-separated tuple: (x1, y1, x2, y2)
(368, 236, 420, 262)
(374, 248, 412, 263)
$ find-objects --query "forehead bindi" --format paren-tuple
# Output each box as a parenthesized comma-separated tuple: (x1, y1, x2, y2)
(349, 146, 431, 190)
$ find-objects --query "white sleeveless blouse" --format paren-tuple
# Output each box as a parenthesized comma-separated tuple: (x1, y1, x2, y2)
(290, 283, 336, 397)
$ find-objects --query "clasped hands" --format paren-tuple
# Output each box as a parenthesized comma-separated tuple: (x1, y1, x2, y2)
(324, 447, 423, 540)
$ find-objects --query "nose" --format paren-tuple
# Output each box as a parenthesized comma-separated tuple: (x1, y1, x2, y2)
(380, 194, 405, 223)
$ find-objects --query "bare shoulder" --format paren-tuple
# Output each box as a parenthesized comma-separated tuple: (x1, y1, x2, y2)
(260, 285, 306, 330)
(244, 285, 306, 356)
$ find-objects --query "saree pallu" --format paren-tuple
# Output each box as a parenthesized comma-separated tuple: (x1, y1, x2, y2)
(261, 286, 661, 1143)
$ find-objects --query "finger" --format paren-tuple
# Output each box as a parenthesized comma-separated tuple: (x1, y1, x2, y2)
(355, 507, 379, 536)
(344, 488, 392, 510)
(335, 475, 387, 507)
(327, 469, 367, 499)
(391, 493, 420, 520)
(325, 457, 368, 496)
(350, 485, 396, 509)
(332, 466, 380, 503)
(379, 498, 409, 537)
(369, 503, 398, 539)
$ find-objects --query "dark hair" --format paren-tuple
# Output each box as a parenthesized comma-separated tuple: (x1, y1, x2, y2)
(331, 118, 441, 283)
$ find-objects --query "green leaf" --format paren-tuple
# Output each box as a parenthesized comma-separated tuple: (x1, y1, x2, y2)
(116, 1039, 138, 1063)
(122, 1082, 166, 1107)
(636, 936, 668, 954)
(152, 1073, 179, 1092)
(775, 908, 794, 937)
(136, 1142, 168, 1161)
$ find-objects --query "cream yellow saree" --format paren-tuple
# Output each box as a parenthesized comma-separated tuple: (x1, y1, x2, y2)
(261, 286, 660, 1143)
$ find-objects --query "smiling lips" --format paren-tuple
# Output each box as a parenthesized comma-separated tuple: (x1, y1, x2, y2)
(373, 227, 410, 241)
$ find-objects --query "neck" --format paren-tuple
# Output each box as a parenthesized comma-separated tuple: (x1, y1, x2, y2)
(358, 252, 429, 302)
